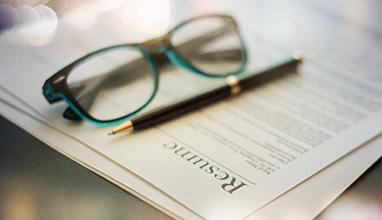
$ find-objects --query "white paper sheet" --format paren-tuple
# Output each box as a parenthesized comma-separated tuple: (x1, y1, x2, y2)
(1, 35, 381, 219)
(0, 88, 381, 220)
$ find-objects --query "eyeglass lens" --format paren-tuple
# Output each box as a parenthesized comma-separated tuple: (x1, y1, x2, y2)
(67, 47, 155, 121)
(171, 16, 245, 75)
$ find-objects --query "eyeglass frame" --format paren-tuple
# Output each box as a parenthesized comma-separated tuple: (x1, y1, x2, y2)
(42, 14, 248, 127)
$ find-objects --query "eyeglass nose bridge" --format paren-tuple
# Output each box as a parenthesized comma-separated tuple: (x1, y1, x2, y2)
(140, 34, 171, 53)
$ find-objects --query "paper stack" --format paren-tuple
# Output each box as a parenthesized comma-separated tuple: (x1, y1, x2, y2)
(1, 1, 381, 219)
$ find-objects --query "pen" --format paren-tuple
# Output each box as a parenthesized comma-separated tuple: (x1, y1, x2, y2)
(109, 51, 303, 135)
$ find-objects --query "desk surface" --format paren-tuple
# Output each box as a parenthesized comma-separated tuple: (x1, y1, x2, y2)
(0, 116, 171, 220)
(316, 156, 382, 219)
(0, 115, 381, 219)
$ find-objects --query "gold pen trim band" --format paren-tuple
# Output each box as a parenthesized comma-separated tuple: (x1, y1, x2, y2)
(109, 120, 134, 135)
(225, 75, 241, 95)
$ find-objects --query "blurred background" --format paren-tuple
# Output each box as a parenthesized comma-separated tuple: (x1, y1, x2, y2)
(0, 0, 176, 46)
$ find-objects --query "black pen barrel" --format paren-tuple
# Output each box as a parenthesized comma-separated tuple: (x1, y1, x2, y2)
(131, 53, 302, 131)
(133, 85, 232, 130)
(240, 56, 300, 91)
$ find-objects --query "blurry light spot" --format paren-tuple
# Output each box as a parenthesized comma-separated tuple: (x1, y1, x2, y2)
(95, 0, 127, 11)
(0, 4, 18, 31)
(118, 0, 171, 40)
(2, 183, 38, 220)
(62, 2, 98, 30)
(34, 4, 57, 35)
(16, 5, 40, 31)
(320, 198, 382, 220)
(10, 5, 57, 46)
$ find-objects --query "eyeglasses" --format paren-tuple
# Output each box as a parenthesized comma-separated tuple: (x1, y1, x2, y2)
(42, 14, 248, 127)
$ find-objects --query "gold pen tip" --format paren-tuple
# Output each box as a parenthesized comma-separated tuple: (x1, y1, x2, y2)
(108, 121, 134, 136)
(292, 51, 304, 63)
